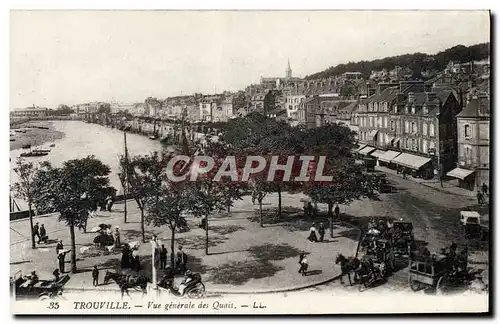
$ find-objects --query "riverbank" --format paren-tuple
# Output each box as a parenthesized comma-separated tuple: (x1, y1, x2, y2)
(10, 121, 65, 151)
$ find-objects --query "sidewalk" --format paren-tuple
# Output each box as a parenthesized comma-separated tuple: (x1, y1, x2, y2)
(375, 165, 477, 198)
(11, 196, 358, 294)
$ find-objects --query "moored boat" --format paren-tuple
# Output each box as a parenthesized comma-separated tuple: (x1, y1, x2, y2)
(21, 144, 31, 149)
(20, 151, 48, 157)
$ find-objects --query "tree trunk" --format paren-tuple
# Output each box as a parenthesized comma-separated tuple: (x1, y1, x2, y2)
(328, 203, 333, 238)
(170, 226, 176, 269)
(140, 208, 146, 243)
(277, 186, 282, 218)
(259, 200, 263, 228)
(205, 215, 209, 256)
(28, 203, 35, 249)
(69, 219, 77, 273)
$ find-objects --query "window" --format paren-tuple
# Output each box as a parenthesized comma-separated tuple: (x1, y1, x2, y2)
(423, 123, 428, 136)
(429, 141, 435, 150)
(393, 105, 398, 113)
(384, 117, 388, 128)
(390, 120, 395, 131)
(465, 124, 471, 138)
(378, 116, 382, 127)
(429, 123, 435, 137)
(412, 122, 417, 134)
(423, 140, 428, 153)
(411, 105, 415, 114)
(369, 117, 373, 127)
(405, 138, 409, 149)
(405, 121, 409, 133)
(422, 105, 428, 114)
(412, 139, 417, 151)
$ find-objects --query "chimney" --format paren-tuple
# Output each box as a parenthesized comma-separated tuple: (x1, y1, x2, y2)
(408, 92, 416, 103)
(426, 92, 437, 102)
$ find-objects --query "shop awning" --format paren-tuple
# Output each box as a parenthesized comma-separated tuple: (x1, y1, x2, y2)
(388, 136, 395, 144)
(370, 150, 387, 159)
(394, 137, 401, 145)
(446, 168, 475, 180)
(369, 130, 379, 140)
(391, 153, 431, 170)
(378, 150, 402, 163)
(359, 146, 376, 155)
(355, 144, 368, 153)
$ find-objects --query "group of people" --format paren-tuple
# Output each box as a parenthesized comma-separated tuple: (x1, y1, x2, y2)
(477, 182, 489, 205)
(32, 222, 48, 245)
(158, 244, 188, 274)
(121, 244, 141, 271)
(308, 222, 326, 242)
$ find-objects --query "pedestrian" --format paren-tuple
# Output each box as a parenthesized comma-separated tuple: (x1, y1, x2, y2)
(298, 253, 308, 276)
(176, 246, 187, 274)
(56, 240, 63, 256)
(307, 202, 313, 218)
(92, 265, 99, 286)
(57, 250, 67, 273)
(334, 205, 340, 219)
(132, 248, 140, 271)
(114, 227, 121, 248)
(106, 195, 113, 212)
(109, 194, 116, 211)
(482, 182, 488, 196)
(33, 222, 40, 244)
(39, 224, 47, 244)
(160, 245, 168, 270)
(318, 223, 325, 242)
(308, 223, 318, 242)
(121, 244, 131, 269)
(477, 190, 484, 205)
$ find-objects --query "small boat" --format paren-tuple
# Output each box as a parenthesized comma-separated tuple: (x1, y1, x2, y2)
(10, 138, 15, 142)
(33, 149, 51, 153)
(21, 144, 31, 149)
(50, 143, 55, 147)
(36, 126, 49, 130)
(14, 130, 22, 133)
(20, 151, 48, 157)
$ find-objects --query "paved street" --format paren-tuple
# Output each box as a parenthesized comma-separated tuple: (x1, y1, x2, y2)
(10, 168, 489, 294)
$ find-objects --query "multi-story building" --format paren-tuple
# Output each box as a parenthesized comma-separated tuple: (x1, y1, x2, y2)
(10, 105, 49, 118)
(144, 97, 162, 118)
(285, 94, 306, 119)
(297, 95, 339, 129)
(356, 81, 461, 178)
(447, 94, 490, 191)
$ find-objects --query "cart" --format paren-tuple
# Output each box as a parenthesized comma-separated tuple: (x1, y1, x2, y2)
(10, 270, 70, 301)
(408, 253, 454, 293)
(459, 211, 485, 240)
(392, 221, 415, 256)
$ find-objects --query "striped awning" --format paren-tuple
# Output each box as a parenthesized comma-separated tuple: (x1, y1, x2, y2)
(370, 150, 387, 159)
(355, 144, 368, 152)
(447, 168, 475, 180)
(379, 150, 402, 163)
(369, 130, 379, 140)
(392, 153, 431, 170)
(359, 146, 376, 155)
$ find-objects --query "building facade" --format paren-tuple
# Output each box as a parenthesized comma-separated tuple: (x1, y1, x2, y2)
(447, 95, 490, 191)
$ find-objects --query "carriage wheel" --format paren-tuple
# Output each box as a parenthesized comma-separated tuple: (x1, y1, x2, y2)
(38, 294, 51, 301)
(409, 279, 421, 292)
(379, 265, 386, 279)
(436, 276, 446, 295)
(186, 284, 206, 299)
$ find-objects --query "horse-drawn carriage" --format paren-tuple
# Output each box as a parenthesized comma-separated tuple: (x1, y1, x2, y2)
(459, 211, 486, 240)
(10, 270, 70, 301)
(409, 244, 470, 294)
(392, 221, 415, 256)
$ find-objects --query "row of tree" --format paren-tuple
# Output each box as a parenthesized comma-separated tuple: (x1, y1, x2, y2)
(12, 112, 380, 274)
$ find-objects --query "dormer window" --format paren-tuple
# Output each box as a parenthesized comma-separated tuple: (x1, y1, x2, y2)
(411, 106, 415, 114)
(423, 104, 428, 114)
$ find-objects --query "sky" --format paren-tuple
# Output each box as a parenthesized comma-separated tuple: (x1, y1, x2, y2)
(10, 10, 490, 109)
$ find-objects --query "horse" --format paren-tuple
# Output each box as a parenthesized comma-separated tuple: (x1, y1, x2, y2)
(335, 253, 361, 286)
(103, 270, 149, 299)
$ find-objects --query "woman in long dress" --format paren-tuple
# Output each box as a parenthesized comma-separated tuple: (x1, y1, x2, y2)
(308, 223, 318, 242)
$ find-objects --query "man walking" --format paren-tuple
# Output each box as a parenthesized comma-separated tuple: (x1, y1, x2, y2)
(33, 222, 40, 244)
(57, 250, 68, 273)
(477, 190, 484, 205)
(176, 246, 187, 274)
(92, 265, 99, 286)
(56, 240, 63, 256)
(160, 245, 168, 270)
(318, 223, 325, 242)
(482, 182, 488, 196)
(334, 205, 340, 220)
(39, 224, 47, 244)
(114, 227, 121, 248)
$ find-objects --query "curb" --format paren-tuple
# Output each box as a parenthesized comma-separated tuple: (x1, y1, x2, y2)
(63, 273, 343, 295)
(420, 182, 476, 198)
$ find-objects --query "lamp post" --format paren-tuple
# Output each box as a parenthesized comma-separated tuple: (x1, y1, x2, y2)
(122, 117, 128, 223)
(150, 235, 160, 294)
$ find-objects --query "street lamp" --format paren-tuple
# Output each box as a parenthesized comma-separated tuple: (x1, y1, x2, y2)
(122, 116, 128, 223)
(150, 235, 160, 295)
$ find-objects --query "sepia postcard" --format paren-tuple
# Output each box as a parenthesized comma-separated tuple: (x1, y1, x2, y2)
(9, 10, 491, 315)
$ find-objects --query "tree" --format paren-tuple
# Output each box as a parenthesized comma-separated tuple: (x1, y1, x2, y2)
(98, 103, 111, 115)
(143, 153, 192, 269)
(188, 139, 245, 255)
(31, 156, 111, 273)
(11, 158, 38, 249)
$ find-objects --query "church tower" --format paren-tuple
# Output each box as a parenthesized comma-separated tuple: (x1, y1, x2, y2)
(286, 58, 292, 79)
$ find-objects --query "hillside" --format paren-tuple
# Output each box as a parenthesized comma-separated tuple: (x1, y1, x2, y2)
(306, 43, 490, 80)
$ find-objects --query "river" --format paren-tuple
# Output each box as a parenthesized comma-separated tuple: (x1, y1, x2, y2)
(10, 120, 164, 210)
